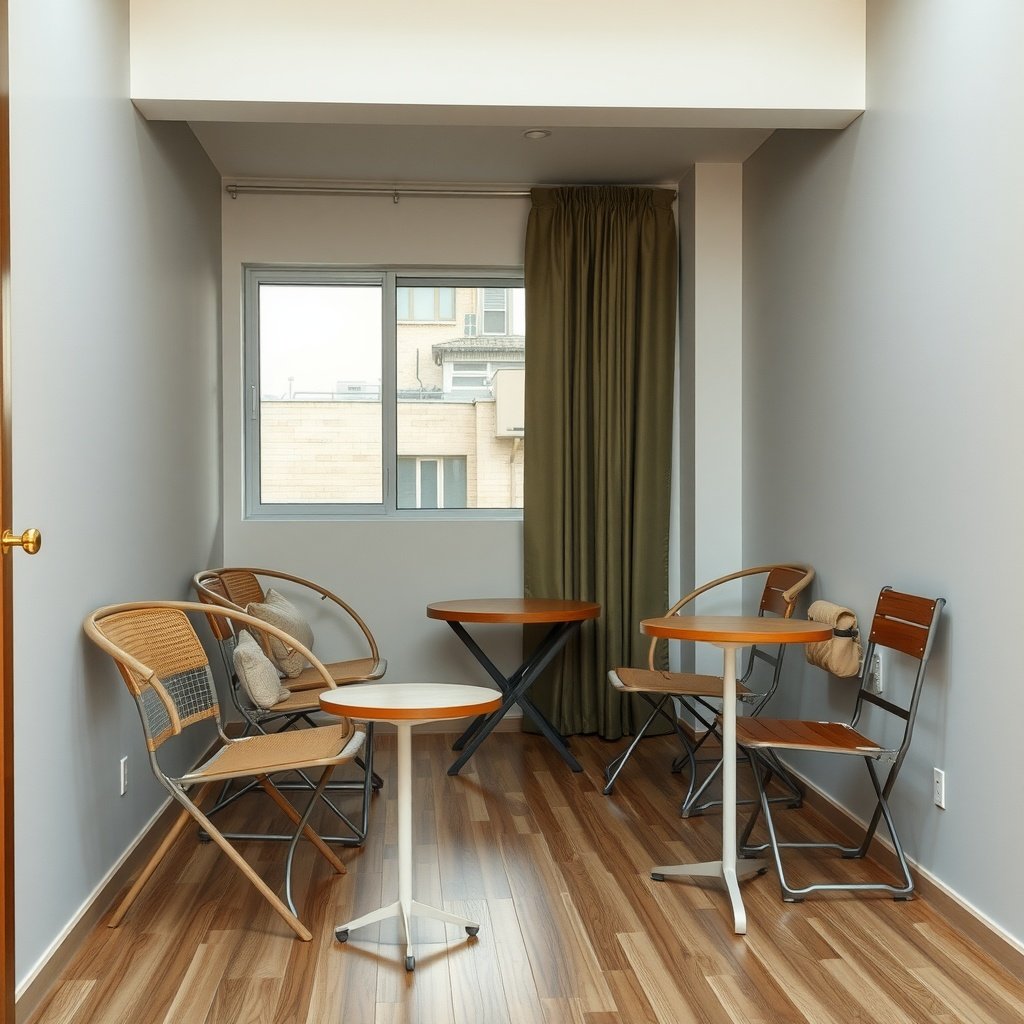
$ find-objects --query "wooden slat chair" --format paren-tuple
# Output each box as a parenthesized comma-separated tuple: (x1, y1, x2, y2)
(605, 564, 815, 817)
(192, 567, 384, 843)
(84, 601, 367, 941)
(737, 587, 945, 901)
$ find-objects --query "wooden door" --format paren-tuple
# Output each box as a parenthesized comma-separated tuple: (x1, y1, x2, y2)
(1, 1, 13, 1018)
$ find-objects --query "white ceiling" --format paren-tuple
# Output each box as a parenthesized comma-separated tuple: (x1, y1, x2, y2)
(187, 121, 774, 187)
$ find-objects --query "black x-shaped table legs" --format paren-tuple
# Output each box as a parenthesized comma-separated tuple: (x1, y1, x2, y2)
(446, 619, 584, 775)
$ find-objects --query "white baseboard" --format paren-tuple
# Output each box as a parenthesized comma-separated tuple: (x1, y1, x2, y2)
(790, 769, 1024, 968)
(15, 793, 175, 1013)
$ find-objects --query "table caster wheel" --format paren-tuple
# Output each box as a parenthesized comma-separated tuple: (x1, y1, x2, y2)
(405, 955, 415, 971)
(651, 872, 665, 882)
(335, 929, 349, 943)
(466, 926, 479, 936)
(756, 867, 769, 876)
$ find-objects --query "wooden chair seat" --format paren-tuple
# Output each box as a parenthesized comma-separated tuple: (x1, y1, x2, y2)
(738, 588, 945, 902)
(611, 666, 750, 699)
(286, 656, 386, 691)
(735, 718, 886, 756)
(602, 564, 815, 814)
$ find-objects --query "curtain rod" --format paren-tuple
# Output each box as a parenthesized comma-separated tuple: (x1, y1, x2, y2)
(226, 183, 678, 201)
(226, 184, 532, 201)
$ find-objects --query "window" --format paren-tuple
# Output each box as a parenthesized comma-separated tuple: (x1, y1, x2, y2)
(396, 286, 455, 322)
(482, 287, 508, 334)
(244, 267, 525, 518)
(397, 456, 467, 509)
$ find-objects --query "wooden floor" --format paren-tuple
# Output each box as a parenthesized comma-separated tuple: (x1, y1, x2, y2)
(28, 732, 1024, 1024)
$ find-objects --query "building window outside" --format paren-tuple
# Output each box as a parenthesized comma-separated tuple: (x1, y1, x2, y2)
(244, 267, 524, 518)
(397, 286, 455, 322)
(397, 456, 468, 509)
(482, 287, 508, 334)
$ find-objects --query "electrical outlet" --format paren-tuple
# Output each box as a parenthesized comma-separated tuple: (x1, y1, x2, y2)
(933, 767, 945, 809)
(868, 653, 883, 694)
(119, 755, 128, 797)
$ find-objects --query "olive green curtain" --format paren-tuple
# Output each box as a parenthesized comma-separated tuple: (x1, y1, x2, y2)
(523, 186, 677, 740)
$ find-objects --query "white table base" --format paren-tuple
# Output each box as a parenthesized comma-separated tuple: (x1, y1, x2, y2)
(650, 644, 766, 933)
(334, 720, 478, 970)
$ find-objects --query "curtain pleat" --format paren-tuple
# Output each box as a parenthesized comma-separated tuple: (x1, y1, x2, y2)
(523, 186, 677, 740)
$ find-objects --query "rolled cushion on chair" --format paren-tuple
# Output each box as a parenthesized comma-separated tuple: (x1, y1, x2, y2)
(804, 600, 863, 678)
(246, 588, 314, 678)
(233, 630, 290, 709)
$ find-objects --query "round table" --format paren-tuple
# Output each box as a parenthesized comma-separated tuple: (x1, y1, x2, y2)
(427, 598, 601, 774)
(320, 682, 502, 971)
(639, 615, 832, 933)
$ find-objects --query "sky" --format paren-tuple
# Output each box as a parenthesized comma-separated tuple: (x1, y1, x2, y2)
(259, 284, 382, 398)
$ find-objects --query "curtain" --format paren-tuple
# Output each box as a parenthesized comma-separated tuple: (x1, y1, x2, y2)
(523, 186, 677, 740)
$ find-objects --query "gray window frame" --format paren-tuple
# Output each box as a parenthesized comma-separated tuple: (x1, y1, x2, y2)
(243, 264, 524, 521)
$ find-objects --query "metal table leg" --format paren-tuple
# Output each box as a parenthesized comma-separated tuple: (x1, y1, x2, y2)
(447, 620, 583, 774)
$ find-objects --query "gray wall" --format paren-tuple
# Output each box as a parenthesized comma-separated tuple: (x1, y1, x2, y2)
(9, 0, 223, 988)
(220, 194, 529, 689)
(742, 0, 1023, 944)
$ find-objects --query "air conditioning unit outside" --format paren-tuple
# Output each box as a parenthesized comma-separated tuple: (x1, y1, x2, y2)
(493, 368, 525, 437)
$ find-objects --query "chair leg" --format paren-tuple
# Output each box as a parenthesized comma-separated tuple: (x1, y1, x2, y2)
(678, 722, 802, 818)
(738, 751, 765, 854)
(108, 782, 214, 928)
(741, 749, 803, 901)
(257, 773, 346, 874)
(269, 765, 339, 918)
(739, 750, 915, 901)
(208, 728, 376, 847)
(171, 786, 314, 941)
(848, 759, 915, 897)
(603, 695, 678, 794)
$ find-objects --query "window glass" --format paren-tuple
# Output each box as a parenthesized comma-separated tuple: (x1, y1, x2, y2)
(397, 286, 456, 322)
(256, 282, 382, 505)
(245, 269, 523, 517)
(482, 287, 508, 334)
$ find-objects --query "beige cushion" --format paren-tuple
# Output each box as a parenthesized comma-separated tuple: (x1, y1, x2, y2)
(246, 588, 314, 678)
(804, 600, 863, 678)
(232, 630, 289, 709)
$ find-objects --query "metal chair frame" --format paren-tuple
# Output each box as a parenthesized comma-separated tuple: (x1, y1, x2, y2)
(605, 564, 814, 816)
(193, 568, 384, 845)
(84, 601, 367, 941)
(738, 587, 945, 901)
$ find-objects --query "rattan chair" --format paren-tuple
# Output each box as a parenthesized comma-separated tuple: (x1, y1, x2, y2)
(192, 567, 384, 842)
(737, 587, 945, 901)
(193, 567, 385, 701)
(605, 564, 814, 816)
(84, 600, 366, 941)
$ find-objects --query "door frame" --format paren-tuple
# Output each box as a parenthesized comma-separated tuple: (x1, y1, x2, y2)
(1, 0, 15, 1018)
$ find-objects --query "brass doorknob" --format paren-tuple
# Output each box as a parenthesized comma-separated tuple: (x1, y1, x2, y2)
(2, 528, 41, 555)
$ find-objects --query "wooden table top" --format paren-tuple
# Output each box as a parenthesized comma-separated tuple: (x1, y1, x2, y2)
(320, 682, 502, 723)
(640, 615, 833, 645)
(427, 598, 601, 624)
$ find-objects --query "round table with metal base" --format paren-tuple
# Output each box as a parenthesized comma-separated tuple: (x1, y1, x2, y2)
(639, 616, 832, 934)
(320, 682, 502, 971)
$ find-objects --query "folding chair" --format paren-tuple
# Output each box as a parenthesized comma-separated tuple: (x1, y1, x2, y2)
(737, 587, 945, 901)
(84, 601, 366, 940)
(193, 567, 384, 843)
(605, 564, 814, 816)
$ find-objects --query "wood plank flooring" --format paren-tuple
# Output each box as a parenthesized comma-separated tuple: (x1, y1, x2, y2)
(26, 732, 1024, 1024)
